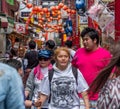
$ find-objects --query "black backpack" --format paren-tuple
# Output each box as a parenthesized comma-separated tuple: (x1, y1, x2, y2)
(48, 66, 78, 103)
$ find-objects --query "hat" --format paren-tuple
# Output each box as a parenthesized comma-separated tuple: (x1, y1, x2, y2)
(38, 49, 51, 58)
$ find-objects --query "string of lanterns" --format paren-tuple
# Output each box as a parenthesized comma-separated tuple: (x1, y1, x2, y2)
(25, 1, 76, 34)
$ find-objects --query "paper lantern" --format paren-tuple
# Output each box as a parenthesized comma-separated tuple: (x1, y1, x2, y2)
(43, 8, 48, 13)
(58, 3, 64, 8)
(71, 10, 76, 14)
(63, 5, 68, 10)
(26, 3, 33, 8)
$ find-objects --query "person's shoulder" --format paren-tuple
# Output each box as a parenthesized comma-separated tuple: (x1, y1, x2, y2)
(0, 63, 18, 77)
(98, 47, 111, 55)
(75, 48, 85, 54)
(98, 47, 109, 52)
(76, 47, 84, 52)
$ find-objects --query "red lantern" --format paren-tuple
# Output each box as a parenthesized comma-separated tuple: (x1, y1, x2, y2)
(37, 7, 42, 12)
(46, 12, 50, 18)
(58, 3, 64, 9)
(55, 6, 60, 10)
(67, 9, 71, 13)
(40, 11, 44, 15)
(43, 8, 48, 13)
(57, 15, 61, 20)
(71, 10, 76, 14)
(51, 6, 56, 11)
(57, 11, 61, 15)
(63, 5, 68, 10)
(26, 3, 33, 8)
(48, 19, 51, 22)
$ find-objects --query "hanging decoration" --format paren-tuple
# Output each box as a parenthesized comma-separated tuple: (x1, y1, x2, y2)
(24, 1, 76, 38)
(75, 0, 86, 15)
(86, 0, 115, 39)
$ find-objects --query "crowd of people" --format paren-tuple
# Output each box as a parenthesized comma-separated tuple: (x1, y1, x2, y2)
(0, 27, 120, 109)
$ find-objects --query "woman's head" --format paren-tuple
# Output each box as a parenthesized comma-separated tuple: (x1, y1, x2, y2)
(54, 47, 70, 70)
(38, 49, 52, 68)
(28, 40, 36, 49)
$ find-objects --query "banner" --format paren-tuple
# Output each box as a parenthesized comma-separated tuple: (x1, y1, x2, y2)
(6, 0, 14, 5)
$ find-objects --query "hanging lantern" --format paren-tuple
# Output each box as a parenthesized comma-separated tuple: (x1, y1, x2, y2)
(51, 6, 56, 11)
(58, 3, 64, 9)
(46, 12, 50, 18)
(57, 15, 61, 20)
(43, 8, 49, 13)
(55, 6, 60, 10)
(57, 11, 61, 15)
(71, 10, 76, 14)
(67, 9, 71, 13)
(26, 3, 33, 8)
(63, 5, 68, 10)
(50, 17, 53, 20)
(37, 7, 42, 12)
(40, 11, 44, 15)
(47, 18, 51, 22)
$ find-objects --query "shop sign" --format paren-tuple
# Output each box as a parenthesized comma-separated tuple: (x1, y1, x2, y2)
(79, 14, 88, 24)
(15, 23, 25, 33)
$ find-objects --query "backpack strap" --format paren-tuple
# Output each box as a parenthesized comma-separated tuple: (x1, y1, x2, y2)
(72, 66, 78, 85)
(48, 68, 54, 103)
(48, 68, 54, 83)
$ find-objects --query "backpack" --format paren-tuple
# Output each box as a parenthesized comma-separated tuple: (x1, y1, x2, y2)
(48, 66, 78, 103)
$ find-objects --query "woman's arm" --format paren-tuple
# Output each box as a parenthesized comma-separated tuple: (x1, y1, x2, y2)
(81, 91, 90, 109)
(25, 70, 34, 98)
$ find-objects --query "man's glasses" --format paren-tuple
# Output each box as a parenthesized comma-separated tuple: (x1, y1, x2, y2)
(39, 58, 50, 61)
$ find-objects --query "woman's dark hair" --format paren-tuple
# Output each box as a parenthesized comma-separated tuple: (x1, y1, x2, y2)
(3, 59, 22, 71)
(29, 40, 36, 49)
(90, 41, 120, 94)
(81, 27, 99, 45)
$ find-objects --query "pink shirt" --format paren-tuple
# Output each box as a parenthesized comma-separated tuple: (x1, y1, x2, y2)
(72, 47, 111, 100)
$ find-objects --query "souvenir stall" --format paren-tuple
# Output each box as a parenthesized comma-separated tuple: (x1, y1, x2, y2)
(86, 0, 115, 50)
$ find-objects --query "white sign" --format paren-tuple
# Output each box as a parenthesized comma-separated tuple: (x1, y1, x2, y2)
(15, 23, 25, 33)
(80, 15, 88, 24)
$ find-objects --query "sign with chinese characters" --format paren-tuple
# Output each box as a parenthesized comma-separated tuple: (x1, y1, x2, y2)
(80, 15, 88, 24)
(15, 23, 25, 33)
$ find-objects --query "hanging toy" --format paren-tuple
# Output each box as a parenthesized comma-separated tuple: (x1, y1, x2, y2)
(76, 0, 85, 9)
(75, 0, 86, 15)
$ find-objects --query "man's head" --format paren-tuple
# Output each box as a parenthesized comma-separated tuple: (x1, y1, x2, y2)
(45, 40, 55, 50)
(2, 59, 23, 76)
(28, 40, 36, 49)
(81, 27, 99, 51)
(65, 40, 73, 48)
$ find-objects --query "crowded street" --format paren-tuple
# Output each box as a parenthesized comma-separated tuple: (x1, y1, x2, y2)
(0, 0, 120, 109)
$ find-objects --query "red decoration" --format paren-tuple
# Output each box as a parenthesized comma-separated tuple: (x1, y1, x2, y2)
(26, 3, 33, 8)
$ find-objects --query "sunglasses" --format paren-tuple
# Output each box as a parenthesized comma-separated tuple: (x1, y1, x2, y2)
(39, 58, 50, 61)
